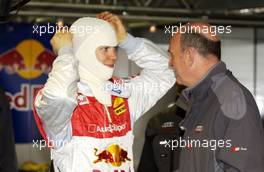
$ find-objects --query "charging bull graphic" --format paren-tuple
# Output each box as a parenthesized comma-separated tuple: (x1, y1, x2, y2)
(93, 144, 131, 167)
(34, 50, 55, 73)
(0, 39, 55, 79)
(0, 50, 26, 74)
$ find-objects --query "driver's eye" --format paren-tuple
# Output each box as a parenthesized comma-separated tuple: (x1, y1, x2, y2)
(100, 46, 117, 53)
(103, 47, 108, 52)
(167, 51, 172, 58)
(99, 47, 107, 52)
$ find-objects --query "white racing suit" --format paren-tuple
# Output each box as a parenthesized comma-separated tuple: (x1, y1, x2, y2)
(33, 34, 175, 172)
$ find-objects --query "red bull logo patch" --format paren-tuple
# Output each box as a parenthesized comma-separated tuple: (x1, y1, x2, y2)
(93, 144, 131, 167)
(113, 97, 127, 116)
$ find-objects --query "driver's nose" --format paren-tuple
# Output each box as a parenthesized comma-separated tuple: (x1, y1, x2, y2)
(107, 48, 117, 60)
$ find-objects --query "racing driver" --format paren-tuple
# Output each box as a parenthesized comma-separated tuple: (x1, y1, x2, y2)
(33, 12, 175, 172)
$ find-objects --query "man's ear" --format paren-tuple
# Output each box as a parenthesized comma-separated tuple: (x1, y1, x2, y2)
(184, 47, 194, 67)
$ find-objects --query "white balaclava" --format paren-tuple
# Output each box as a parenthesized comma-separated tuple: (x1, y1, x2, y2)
(70, 17, 118, 106)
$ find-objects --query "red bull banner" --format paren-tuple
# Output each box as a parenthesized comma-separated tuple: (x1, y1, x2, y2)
(0, 23, 55, 143)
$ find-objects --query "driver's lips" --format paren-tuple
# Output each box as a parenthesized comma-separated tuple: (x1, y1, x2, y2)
(104, 59, 116, 68)
(105, 64, 115, 68)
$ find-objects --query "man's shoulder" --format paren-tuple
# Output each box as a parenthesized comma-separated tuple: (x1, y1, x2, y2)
(211, 74, 248, 120)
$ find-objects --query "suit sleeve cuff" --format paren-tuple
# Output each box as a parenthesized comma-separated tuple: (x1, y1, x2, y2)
(119, 33, 143, 55)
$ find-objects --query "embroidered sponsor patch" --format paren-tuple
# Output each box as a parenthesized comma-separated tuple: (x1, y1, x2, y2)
(113, 97, 127, 115)
(96, 123, 126, 133)
(161, 122, 175, 128)
(112, 87, 122, 94)
(77, 94, 89, 105)
(113, 97, 123, 108)
(194, 125, 203, 133)
(93, 144, 131, 167)
(231, 146, 247, 152)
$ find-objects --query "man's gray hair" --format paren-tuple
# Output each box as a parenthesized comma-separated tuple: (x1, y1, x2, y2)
(180, 32, 221, 60)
